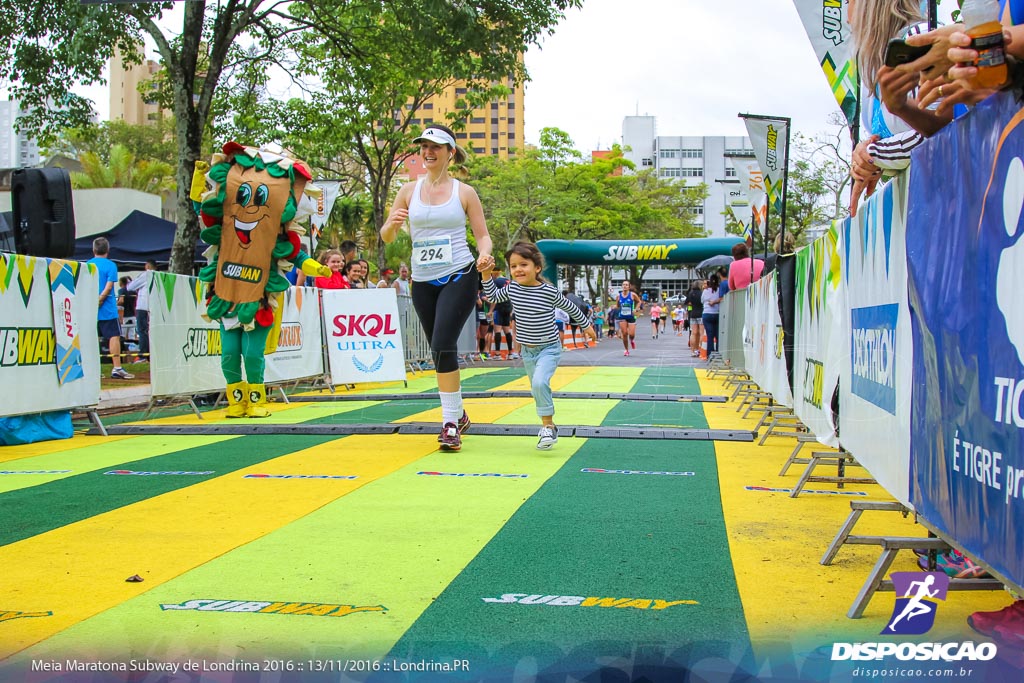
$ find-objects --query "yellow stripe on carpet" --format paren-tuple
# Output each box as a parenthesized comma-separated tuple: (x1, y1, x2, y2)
(695, 370, 1008, 654)
(0, 434, 433, 660)
(0, 435, 133, 464)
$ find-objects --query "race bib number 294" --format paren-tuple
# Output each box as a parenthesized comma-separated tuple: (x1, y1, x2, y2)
(412, 237, 453, 267)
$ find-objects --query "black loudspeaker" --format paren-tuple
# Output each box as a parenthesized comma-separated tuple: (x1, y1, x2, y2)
(11, 168, 76, 258)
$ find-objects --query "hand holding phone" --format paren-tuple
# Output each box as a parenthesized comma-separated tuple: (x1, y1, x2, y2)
(884, 38, 931, 68)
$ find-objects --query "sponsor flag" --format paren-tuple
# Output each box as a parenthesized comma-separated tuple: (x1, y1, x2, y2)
(731, 158, 768, 240)
(740, 115, 789, 218)
(310, 181, 342, 249)
(792, 0, 859, 127)
(47, 260, 85, 386)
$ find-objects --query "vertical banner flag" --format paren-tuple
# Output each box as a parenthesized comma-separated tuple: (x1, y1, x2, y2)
(47, 260, 86, 386)
(740, 115, 788, 217)
(793, 223, 844, 446)
(323, 288, 407, 385)
(0, 253, 100, 417)
(309, 181, 342, 249)
(792, 0, 859, 127)
(906, 92, 1024, 586)
(838, 174, 913, 508)
(732, 158, 768, 240)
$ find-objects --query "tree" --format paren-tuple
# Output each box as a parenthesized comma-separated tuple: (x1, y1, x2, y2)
(71, 144, 175, 196)
(1, 0, 581, 273)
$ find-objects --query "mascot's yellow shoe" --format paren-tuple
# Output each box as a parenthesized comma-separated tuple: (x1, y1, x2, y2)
(225, 381, 248, 418)
(246, 383, 271, 418)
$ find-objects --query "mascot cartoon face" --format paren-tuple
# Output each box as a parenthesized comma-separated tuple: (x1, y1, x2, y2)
(224, 164, 291, 250)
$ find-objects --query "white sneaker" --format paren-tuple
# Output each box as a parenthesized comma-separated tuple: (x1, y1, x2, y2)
(110, 367, 135, 379)
(536, 425, 557, 450)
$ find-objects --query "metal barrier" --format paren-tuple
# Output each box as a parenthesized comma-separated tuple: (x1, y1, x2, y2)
(396, 294, 481, 371)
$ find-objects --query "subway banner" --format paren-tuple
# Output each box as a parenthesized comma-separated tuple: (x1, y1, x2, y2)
(906, 92, 1024, 587)
(149, 272, 324, 398)
(0, 253, 100, 417)
(792, 223, 843, 446)
(744, 270, 792, 407)
(792, 0, 858, 128)
(323, 288, 407, 386)
(838, 174, 913, 508)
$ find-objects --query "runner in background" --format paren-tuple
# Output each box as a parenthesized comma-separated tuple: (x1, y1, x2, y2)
(479, 241, 594, 449)
(617, 280, 642, 356)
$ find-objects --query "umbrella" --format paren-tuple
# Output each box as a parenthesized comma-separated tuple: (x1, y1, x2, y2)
(696, 254, 734, 274)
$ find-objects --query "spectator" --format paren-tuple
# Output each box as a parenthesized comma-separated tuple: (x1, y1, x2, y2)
(117, 276, 135, 325)
(728, 242, 766, 291)
(314, 249, 348, 289)
(686, 280, 705, 357)
(701, 274, 722, 357)
(126, 260, 155, 362)
(492, 267, 516, 359)
(342, 260, 363, 289)
(607, 304, 619, 338)
(392, 263, 411, 297)
(87, 237, 133, 379)
(376, 268, 394, 290)
(592, 305, 605, 340)
(340, 240, 359, 267)
(357, 259, 375, 288)
(563, 289, 590, 348)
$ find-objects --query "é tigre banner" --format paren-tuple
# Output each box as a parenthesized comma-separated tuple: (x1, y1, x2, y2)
(906, 92, 1024, 587)
(0, 253, 100, 417)
(149, 272, 323, 398)
(323, 288, 407, 385)
(744, 270, 792, 407)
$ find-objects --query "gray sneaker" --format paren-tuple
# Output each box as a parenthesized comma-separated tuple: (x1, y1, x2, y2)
(110, 367, 135, 379)
(536, 425, 557, 450)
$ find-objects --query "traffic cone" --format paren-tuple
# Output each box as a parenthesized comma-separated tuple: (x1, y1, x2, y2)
(700, 328, 708, 360)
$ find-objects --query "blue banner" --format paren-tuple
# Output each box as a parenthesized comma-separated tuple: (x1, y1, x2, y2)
(906, 92, 1024, 588)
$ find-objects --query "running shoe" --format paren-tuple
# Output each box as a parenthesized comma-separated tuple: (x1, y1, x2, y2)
(917, 550, 990, 578)
(438, 422, 462, 451)
(630, 339, 636, 349)
(508, 353, 521, 360)
(536, 425, 557, 450)
(110, 367, 135, 379)
(968, 601, 1024, 638)
(624, 350, 630, 357)
(437, 411, 470, 441)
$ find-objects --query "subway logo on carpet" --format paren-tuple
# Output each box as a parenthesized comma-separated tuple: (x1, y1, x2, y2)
(160, 599, 385, 617)
(482, 594, 697, 610)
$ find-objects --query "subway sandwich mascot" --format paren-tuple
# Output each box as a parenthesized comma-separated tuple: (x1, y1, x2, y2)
(190, 142, 329, 418)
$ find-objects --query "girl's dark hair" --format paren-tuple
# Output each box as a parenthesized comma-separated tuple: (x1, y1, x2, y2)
(708, 273, 720, 288)
(505, 241, 546, 281)
(732, 242, 749, 259)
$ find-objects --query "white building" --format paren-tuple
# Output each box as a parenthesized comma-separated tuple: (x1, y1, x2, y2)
(620, 115, 755, 239)
(0, 100, 41, 169)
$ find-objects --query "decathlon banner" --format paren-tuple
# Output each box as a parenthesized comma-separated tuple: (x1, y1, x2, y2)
(792, 0, 859, 128)
(323, 288, 406, 385)
(906, 92, 1024, 587)
(793, 223, 843, 447)
(150, 272, 324, 397)
(838, 174, 913, 508)
(744, 270, 793, 406)
(0, 253, 100, 416)
(739, 115, 788, 217)
(264, 287, 324, 384)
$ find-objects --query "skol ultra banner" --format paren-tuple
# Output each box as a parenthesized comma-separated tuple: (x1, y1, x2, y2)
(838, 174, 913, 508)
(906, 92, 1024, 587)
(323, 288, 407, 385)
(792, 223, 843, 447)
(744, 270, 792, 407)
(0, 253, 100, 417)
(149, 272, 323, 398)
(740, 115, 788, 217)
(792, 0, 858, 128)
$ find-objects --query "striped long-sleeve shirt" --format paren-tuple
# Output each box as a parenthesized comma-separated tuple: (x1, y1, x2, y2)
(482, 278, 590, 345)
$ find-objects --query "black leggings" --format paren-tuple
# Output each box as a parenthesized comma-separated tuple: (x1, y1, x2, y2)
(412, 264, 479, 373)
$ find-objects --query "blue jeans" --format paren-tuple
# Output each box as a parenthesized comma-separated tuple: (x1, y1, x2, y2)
(521, 341, 562, 418)
(702, 313, 720, 354)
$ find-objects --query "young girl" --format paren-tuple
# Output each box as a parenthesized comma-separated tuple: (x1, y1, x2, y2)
(314, 249, 348, 289)
(479, 242, 595, 450)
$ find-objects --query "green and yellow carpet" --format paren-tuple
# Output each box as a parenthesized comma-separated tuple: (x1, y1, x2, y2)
(0, 366, 1013, 682)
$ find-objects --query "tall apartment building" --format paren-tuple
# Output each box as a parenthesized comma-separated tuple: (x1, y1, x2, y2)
(620, 115, 755, 239)
(109, 47, 166, 125)
(402, 76, 525, 179)
(0, 101, 41, 169)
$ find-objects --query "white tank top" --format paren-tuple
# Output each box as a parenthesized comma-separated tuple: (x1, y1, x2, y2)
(407, 178, 474, 282)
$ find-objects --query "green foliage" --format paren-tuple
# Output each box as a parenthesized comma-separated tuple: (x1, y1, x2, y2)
(70, 144, 175, 196)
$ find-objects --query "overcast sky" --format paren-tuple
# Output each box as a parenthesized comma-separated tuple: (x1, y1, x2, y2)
(522, 0, 955, 155)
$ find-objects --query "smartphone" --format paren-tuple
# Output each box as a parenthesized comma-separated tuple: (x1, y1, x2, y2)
(884, 38, 930, 68)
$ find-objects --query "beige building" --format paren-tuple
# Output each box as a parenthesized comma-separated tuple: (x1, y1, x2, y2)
(108, 47, 167, 126)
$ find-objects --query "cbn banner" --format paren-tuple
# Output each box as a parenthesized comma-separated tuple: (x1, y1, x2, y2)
(791, 0, 858, 127)
(838, 174, 913, 508)
(743, 270, 792, 406)
(0, 253, 100, 416)
(323, 288, 407, 385)
(150, 272, 324, 397)
(906, 92, 1024, 587)
(793, 223, 843, 447)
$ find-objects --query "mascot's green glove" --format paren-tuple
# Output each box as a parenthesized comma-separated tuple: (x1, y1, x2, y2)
(301, 258, 331, 279)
